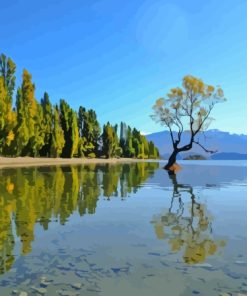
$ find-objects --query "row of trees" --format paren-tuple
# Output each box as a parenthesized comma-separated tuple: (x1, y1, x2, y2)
(0, 53, 159, 159)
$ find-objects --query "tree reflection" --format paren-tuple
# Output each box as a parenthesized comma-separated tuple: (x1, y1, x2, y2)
(0, 162, 159, 274)
(151, 173, 225, 264)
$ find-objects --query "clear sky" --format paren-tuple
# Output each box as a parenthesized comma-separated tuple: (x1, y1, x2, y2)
(1, 0, 247, 134)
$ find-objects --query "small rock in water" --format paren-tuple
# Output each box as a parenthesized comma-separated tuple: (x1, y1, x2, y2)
(148, 252, 161, 256)
(22, 279, 31, 285)
(57, 290, 78, 296)
(69, 262, 75, 267)
(40, 278, 53, 288)
(193, 263, 213, 268)
(70, 283, 82, 290)
(19, 292, 28, 296)
(40, 281, 48, 288)
(31, 287, 47, 295)
(12, 290, 18, 295)
(235, 260, 246, 265)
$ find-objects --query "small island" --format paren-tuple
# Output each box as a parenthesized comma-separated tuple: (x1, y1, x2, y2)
(183, 154, 207, 160)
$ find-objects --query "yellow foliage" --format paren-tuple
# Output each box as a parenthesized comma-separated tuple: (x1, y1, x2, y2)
(6, 182, 14, 194)
(207, 241, 217, 255)
(155, 224, 165, 239)
(168, 87, 183, 98)
(207, 85, 215, 93)
(183, 75, 206, 95)
(155, 98, 164, 107)
(6, 130, 15, 145)
(4, 203, 13, 213)
(198, 108, 207, 117)
(184, 242, 206, 264)
(217, 87, 224, 97)
(170, 237, 183, 252)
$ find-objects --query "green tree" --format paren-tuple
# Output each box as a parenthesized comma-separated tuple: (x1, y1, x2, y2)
(148, 141, 158, 159)
(0, 54, 17, 153)
(50, 105, 65, 157)
(78, 106, 101, 157)
(102, 122, 120, 158)
(0, 54, 16, 100)
(60, 99, 79, 158)
(15, 69, 44, 156)
(124, 126, 135, 157)
(152, 75, 226, 171)
(39, 92, 53, 156)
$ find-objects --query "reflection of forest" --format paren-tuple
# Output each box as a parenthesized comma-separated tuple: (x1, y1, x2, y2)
(151, 173, 225, 264)
(0, 162, 159, 274)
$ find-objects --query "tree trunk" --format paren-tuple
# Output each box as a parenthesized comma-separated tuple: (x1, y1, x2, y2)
(164, 149, 178, 170)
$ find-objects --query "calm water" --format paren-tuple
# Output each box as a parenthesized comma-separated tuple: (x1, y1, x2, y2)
(0, 161, 247, 296)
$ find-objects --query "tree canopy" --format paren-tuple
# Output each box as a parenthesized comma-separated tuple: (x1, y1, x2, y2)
(152, 75, 226, 170)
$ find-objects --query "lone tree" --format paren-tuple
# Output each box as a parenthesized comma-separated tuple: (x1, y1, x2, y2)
(151, 75, 226, 171)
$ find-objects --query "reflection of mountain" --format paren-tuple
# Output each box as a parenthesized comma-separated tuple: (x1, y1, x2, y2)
(151, 173, 225, 264)
(146, 129, 247, 159)
(0, 162, 159, 274)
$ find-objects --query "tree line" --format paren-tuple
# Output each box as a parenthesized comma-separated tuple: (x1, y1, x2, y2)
(0, 53, 159, 159)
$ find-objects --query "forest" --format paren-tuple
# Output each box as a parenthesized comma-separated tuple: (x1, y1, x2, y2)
(0, 54, 159, 159)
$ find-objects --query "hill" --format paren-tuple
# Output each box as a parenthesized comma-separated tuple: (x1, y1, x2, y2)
(146, 130, 247, 159)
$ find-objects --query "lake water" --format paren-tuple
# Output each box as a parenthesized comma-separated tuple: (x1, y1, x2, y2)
(0, 161, 247, 296)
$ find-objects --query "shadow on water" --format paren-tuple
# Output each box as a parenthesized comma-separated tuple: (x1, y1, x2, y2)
(0, 162, 159, 275)
(151, 172, 226, 264)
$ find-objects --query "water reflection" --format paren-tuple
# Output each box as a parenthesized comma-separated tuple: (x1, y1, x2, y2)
(151, 173, 226, 264)
(0, 162, 159, 275)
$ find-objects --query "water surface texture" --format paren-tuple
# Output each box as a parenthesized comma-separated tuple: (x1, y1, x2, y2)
(0, 161, 247, 296)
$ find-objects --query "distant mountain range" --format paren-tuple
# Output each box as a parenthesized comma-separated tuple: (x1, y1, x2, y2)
(146, 129, 247, 160)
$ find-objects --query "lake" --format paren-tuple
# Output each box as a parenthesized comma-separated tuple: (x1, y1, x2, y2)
(0, 161, 247, 296)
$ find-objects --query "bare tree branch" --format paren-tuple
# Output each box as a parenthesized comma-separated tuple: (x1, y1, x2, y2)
(193, 140, 217, 154)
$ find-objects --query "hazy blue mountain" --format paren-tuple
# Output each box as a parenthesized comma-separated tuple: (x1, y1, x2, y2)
(211, 152, 247, 160)
(146, 129, 247, 159)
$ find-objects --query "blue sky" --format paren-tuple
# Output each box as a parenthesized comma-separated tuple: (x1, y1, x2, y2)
(1, 0, 247, 134)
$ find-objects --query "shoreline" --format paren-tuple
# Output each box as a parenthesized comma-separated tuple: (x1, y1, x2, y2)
(0, 157, 159, 169)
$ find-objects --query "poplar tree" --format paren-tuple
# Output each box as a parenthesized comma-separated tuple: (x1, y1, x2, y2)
(78, 106, 101, 157)
(102, 122, 121, 158)
(0, 54, 17, 153)
(16, 69, 43, 156)
(125, 126, 135, 157)
(50, 105, 65, 157)
(39, 92, 53, 156)
(60, 100, 79, 158)
(120, 121, 127, 153)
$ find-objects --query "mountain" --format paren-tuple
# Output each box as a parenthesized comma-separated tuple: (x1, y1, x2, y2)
(146, 129, 247, 159)
(211, 152, 247, 160)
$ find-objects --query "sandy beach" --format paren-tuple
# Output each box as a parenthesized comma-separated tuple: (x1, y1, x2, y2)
(0, 157, 154, 169)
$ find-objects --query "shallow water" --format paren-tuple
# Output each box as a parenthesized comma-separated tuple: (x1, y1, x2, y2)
(0, 161, 247, 296)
